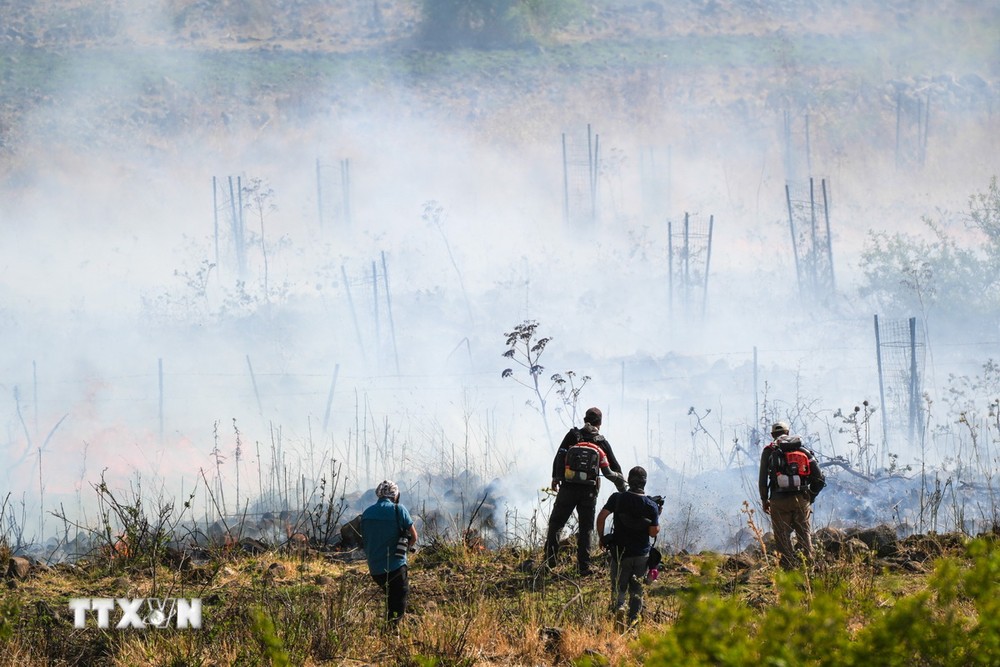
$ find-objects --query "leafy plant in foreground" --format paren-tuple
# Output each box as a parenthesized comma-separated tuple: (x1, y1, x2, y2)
(638, 537, 1000, 666)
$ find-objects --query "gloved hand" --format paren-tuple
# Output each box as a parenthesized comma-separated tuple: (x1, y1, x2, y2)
(611, 473, 627, 493)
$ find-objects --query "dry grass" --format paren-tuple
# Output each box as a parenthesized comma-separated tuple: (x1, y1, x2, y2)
(0, 533, 974, 666)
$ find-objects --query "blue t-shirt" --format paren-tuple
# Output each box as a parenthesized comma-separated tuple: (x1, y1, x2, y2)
(603, 491, 660, 557)
(361, 498, 414, 575)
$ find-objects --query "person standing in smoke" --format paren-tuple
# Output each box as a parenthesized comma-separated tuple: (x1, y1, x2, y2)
(596, 466, 662, 630)
(545, 407, 626, 576)
(362, 480, 418, 626)
(758, 421, 825, 569)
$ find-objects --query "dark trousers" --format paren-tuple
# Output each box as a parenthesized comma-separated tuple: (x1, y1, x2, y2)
(370, 564, 409, 624)
(544, 483, 598, 573)
(610, 550, 648, 622)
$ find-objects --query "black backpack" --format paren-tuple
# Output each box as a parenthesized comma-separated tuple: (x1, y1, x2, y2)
(563, 432, 601, 484)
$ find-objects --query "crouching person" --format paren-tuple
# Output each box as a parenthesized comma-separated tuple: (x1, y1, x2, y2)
(362, 480, 418, 627)
(597, 466, 661, 630)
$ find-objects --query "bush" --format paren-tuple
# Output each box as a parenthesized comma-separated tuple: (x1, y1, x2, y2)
(638, 538, 1000, 666)
(859, 177, 1000, 338)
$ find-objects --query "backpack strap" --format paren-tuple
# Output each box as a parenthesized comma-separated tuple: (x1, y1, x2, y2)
(395, 502, 409, 536)
(766, 446, 781, 475)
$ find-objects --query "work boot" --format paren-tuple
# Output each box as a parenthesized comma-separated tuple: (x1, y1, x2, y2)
(613, 606, 627, 633)
(626, 613, 641, 633)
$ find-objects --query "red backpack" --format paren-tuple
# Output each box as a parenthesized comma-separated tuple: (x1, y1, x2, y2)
(770, 436, 811, 492)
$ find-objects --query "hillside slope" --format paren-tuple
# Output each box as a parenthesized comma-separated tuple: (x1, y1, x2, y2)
(1, 0, 997, 164)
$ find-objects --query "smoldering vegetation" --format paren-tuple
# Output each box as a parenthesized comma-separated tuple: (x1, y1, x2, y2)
(0, 0, 999, 563)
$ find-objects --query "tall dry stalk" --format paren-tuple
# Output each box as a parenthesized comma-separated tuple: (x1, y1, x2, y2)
(741, 500, 770, 567)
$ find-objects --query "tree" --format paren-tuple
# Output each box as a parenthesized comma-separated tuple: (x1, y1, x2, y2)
(419, 0, 581, 50)
(858, 178, 1000, 337)
(969, 176, 1000, 260)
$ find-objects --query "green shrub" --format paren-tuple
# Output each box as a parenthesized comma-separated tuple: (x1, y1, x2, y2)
(639, 539, 1000, 666)
(0, 598, 18, 643)
(251, 608, 290, 667)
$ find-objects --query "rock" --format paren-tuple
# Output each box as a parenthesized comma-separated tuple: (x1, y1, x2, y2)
(517, 559, 535, 574)
(539, 626, 562, 653)
(814, 526, 847, 545)
(849, 524, 899, 558)
(339, 514, 364, 550)
(816, 527, 858, 558)
(6, 556, 31, 579)
(678, 562, 701, 576)
(721, 552, 755, 571)
(163, 546, 191, 569)
(238, 538, 269, 556)
(181, 565, 214, 584)
(845, 538, 871, 557)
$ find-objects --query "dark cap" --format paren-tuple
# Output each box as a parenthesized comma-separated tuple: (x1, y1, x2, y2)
(627, 466, 647, 490)
(584, 407, 602, 425)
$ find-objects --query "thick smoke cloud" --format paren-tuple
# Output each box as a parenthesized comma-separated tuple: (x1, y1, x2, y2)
(1, 0, 999, 555)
